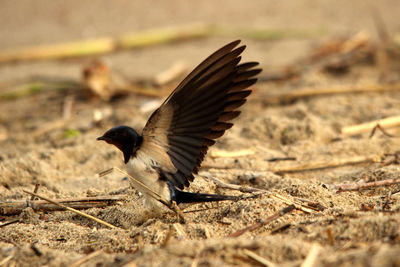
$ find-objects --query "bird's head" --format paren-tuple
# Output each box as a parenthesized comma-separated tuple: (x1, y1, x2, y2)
(97, 125, 142, 163)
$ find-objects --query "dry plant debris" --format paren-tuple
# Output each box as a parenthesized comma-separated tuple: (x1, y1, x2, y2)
(2, 21, 400, 266)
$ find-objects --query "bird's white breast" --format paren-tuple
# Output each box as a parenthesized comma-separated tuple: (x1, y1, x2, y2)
(126, 150, 171, 210)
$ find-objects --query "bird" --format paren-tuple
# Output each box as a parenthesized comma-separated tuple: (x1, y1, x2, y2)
(97, 40, 261, 211)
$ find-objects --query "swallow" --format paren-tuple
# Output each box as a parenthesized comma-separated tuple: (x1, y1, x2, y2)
(97, 40, 261, 210)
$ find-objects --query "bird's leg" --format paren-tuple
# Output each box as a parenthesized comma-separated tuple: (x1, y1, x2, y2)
(164, 182, 185, 223)
(169, 201, 186, 224)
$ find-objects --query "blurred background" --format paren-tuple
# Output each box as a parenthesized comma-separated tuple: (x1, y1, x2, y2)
(1, 0, 400, 82)
(1, 0, 400, 160)
(2, 2, 400, 266)
(1, 0, 400, 172)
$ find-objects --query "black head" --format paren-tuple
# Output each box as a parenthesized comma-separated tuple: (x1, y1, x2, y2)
(97, 125, 142, 163)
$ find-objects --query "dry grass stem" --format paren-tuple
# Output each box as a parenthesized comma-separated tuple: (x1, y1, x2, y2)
(228, 204, 295, 237)
(326, 227, 335, 246)
(300, 244, 322, 267)
(0, 25, 210, 63)
(191, 257, 199, 267)
(243, 249, 277, 267)
(30, 183, 40, 201)
(270, 155, 379, 174)
(201, 173, 322, 212)
(182, 205, 219, 214)
(266, 157, 297, 162)
(204, 155, 378, 174)
(200, 173, 266, 193)
(0, 219, 19, 228)
(270, 194, 314, 213)
(209, 148, 256, 158)
(69, 250, 103, 267)
(173, 223, 187, 240)
(342, 115, 400, 136)
(22, 190, 117, 229)
(203, 225, 211, 239)
(161, 226, 174, 247)
(1, 195, 125, 215)
(292, 197, 327, 211)
(62, 95, 75, 119)
(324, 177, 400, 191)
(0, 24, 324, 63)
(154, 61, 187, 86)
(369, 123, 395, 138)
(0, 251, 15, 266)
(122, 260, 138, 267)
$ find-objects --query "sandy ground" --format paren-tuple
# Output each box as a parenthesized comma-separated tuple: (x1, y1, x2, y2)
(1, 1, 400, 266)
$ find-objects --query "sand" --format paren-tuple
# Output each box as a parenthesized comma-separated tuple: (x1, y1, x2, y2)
(1, 1, 400, 266)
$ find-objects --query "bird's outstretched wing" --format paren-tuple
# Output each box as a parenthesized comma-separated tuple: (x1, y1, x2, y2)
(141, 40, 261, 189)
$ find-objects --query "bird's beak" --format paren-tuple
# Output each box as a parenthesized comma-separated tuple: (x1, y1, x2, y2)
(97, 136, 106, 141)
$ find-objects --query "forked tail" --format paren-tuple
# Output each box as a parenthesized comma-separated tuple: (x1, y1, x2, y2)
(173, 188, 239, 204)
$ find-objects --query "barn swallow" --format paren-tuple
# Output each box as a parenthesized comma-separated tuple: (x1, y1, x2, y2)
(97, 40, 261, 210)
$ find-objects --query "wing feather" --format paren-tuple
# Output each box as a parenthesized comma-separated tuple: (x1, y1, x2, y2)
(141, 40, 261, 189)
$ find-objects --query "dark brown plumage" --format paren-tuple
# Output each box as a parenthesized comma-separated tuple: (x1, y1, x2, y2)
(98, 40, 261, 206)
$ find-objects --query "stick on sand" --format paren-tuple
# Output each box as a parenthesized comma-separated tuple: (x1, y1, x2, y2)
(228, 204, 295, 237)
(341, 115, 400, 136)
(0, 195, 125, 216)
(22, 190, 118, 229)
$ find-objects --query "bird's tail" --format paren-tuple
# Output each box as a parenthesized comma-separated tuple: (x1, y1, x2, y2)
(173, 189, 239, 204)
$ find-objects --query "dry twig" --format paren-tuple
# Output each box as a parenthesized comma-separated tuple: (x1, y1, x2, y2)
(292, 197, 327, 211)
(243, 249, 277, 267)
(0, 25, 210, 63)
(369, 123, 396, 138)
(200, 172, 266, 193)
(22, 190, 117, 229)
(161, 226, 175, 247)
(173, 223, 187, 240)
(1, 195, 124, 216)
(326, 227, 335, 246)
(323, 177, 400, 192)
(0, 251, 15, 266)
(270, 194, 314, 213)
(69, 250, 103, 267)
(270, 155, 379, 174)
(62, 95, 75, 119)
(342, 115, 400, 136)
(228, 205, 295, 237)
(0, 24, 324, 63)
(30, 183, 40, 201)
(300, 244, 322, 267)
(268, 223, 291, 235)
(205, 155, 379, 174)
(209, 148, 255, 158)
(266, 157, 296, 162)
(122, 261, 138, 267)
(201, 173, 323, 213)
(154, 61, 187, 86)
(379, 152, 400, 167)
(0, 220, 19, 228)
(182, 205, 220, 214)
(30, 242, 42, 256)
